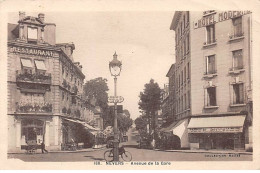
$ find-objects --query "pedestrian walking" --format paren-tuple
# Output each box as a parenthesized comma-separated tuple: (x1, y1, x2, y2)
(41, 141, 48, 154)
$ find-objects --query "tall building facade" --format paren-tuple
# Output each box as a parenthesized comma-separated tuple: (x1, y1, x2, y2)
(169, 11, 252, 150)
(7, 12, 97, 152)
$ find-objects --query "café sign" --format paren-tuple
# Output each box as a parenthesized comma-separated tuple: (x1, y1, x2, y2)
(194, 11, 251, 29)
(9, 46, 54, 57)
(188, 127, 243, 133)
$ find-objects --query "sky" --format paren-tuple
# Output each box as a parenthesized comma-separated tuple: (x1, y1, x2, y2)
(8, 11, 176, 120)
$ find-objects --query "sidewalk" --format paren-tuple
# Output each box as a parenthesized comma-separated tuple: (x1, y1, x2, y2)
(8, 144, 107, 154)
(154, 149, 253, 155)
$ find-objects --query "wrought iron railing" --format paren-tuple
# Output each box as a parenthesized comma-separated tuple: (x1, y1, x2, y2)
(16, 70, 51, 84)
(16, 102, 52, 113)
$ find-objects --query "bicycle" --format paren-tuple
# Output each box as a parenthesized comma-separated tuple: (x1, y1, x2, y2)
(104, 146, 132, 162)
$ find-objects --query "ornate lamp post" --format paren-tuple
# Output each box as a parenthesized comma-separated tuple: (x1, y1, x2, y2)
(109, 52, 122, 161)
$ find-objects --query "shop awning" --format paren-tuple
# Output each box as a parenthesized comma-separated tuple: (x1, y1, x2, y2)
(63, 118, 100, 131)
(21, 58, 33, 68)
(35, 60, 46, 70)
(161, 119, 188, 138)
(187, 115, 246, 133)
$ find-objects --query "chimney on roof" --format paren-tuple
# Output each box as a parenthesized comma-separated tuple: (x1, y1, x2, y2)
(19, 11, 25, 21)
(38, 13, 45, 22)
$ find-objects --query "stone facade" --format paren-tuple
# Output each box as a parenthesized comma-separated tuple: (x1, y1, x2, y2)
(169, 11, 252, 150)
(7, 12, 94, 152)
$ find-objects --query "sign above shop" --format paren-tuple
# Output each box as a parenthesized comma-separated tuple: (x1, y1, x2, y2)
(188, 127, 243, 133)
(9, 46, 54, 57)
(194, 11, 251, 29)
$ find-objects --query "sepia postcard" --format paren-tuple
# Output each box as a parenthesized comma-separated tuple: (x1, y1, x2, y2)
(0, 0, 260, 170)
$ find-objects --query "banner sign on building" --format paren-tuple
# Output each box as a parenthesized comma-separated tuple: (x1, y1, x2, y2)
(188, 127, 243, 133)
(194, 11, 251, 29)
(9, 46, 54, 57)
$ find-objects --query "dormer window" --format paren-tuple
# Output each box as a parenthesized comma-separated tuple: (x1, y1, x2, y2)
(27, 26, 38, 42)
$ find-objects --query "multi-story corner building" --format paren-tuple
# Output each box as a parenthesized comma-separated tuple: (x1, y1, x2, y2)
(166, 64, 176, 122)
(169, 11, 252, 150)
(7, 12, 95, 152)
(161, 84, 170, 120)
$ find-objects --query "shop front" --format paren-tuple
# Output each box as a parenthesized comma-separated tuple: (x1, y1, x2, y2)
(188, 115, 246, 150)
(159, 118, 189, 149)
(61, 118, 100, 150)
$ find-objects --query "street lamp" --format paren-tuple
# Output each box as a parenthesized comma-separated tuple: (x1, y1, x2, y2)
(109, 52, 122, 161)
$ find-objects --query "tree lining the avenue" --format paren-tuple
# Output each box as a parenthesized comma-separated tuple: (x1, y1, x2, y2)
(137, 79, 161, 143)
(83, 77, 133, 136)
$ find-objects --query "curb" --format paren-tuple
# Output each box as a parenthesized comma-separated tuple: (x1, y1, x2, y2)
(153, 149, 253, 155)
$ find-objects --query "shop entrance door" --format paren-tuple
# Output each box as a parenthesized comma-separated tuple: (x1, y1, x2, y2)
(21, 119, 44, 145)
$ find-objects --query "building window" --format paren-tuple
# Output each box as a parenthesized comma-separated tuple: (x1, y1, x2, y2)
(206, 24, 216, 44)
(183, 40, 186, 56)
(179, 74, 181, 88)
(187, 34, 190, 52)
(62, 92, 65, 100)
(187, 62, 190, 80)
(184, 94, 186, 110)
(233, 17, 243, 37)
(232, 49, 243, 70)
(181, 71, 183, 85)
(34, 60, 46, 71)
(188, 90, 190, 108)
(180, 22, 183, 35)
(206, 87, 217, 106)
(184, 66, 186, 82)
(206, 55, 216, 74)
(183, 15, 186, 28)
(27, 27, 38, 40)
(187, 11, 189, 24)
(233, 83, 244, 104)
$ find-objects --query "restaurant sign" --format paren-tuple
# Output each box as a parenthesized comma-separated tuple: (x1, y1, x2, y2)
(9, 46, 54, 57)
(188, 127, 243, 133)
(194, 11, 251, 29)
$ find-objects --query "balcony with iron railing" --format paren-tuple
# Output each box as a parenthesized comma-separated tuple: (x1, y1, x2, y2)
(16, 70, 51, 85)
(15, 102, 52, 113)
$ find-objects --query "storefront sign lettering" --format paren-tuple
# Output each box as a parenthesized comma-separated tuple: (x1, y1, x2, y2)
(188, 127, 243, 133)
(9, 46, 54, 57)
(194, 11, 251, 29)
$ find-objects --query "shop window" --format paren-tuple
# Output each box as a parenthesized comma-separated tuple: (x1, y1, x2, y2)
(206, 24, 216, 44)
(232, 49, 243, 70)
(233, 83, 244, 104)
(232, 17, 243, 37)
(205, 55, 216, 74)
(206, 87, 217, 106)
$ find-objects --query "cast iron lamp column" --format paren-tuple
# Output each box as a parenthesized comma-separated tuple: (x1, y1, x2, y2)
(109, 52, 122, 161)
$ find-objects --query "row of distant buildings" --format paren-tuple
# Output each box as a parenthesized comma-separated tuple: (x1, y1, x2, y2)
(159, 11, 252, 151)
(7, 12, 104, 152)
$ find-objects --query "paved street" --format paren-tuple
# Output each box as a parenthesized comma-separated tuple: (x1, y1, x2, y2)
(8, 147, 252, 162)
